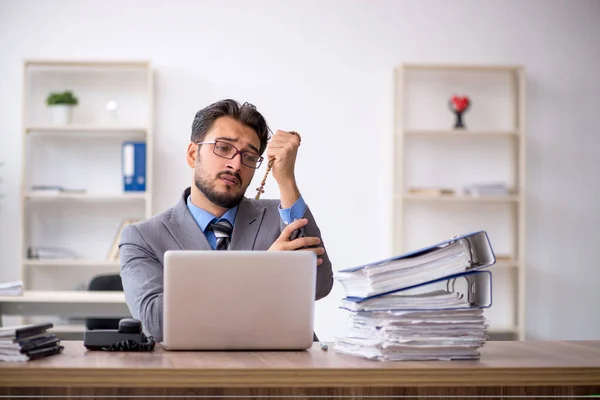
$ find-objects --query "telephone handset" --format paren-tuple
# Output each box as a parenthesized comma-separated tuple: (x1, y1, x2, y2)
(255, 131, 307, 243)
(83, 318, 155, 352)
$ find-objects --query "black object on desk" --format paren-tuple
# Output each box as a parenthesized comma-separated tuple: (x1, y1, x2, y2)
(0, 322, 64, 361)
(84, 318, 155, 352)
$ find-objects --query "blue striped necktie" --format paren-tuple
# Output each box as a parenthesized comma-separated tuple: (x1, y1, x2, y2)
(209, 219, 233, 250)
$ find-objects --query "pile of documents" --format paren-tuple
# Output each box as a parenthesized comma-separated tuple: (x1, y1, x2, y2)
(0, 280, 23, 296)
(0, 322, 63, 362)
(333, 231, 495, 361)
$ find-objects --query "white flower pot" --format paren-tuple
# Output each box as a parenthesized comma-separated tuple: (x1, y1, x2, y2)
(50, 105, 74, 125)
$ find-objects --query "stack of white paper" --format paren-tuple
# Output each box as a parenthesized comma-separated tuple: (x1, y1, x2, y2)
(0, 280, 23, 296)
(334, 290, 488, 361)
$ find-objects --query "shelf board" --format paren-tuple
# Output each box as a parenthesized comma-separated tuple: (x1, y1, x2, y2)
(25, 59, 150, 69)
(400, 64, 521, 73)
(24, 259, 120, 268)
(400, 194, 520, 203)
(0, 290, 125, 304)
(25, 192, 147, 202)
(25, 125, 149, 137)
(403, 129, 520, 138)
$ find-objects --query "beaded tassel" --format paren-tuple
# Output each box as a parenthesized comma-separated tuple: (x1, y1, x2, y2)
(255, 131, 301, 200)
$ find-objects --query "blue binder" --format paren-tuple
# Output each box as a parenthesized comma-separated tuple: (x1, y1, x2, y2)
(336, 231, 496, 304)
(122, 142, 146, 192)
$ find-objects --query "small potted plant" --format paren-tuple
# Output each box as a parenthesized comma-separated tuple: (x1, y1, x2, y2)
(46, 91, 78, 124)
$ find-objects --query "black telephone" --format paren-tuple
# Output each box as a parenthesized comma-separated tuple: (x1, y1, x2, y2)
(83, 318, 155, 352)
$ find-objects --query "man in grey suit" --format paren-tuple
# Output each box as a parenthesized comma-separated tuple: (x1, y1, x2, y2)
(119, 99, 334, 341)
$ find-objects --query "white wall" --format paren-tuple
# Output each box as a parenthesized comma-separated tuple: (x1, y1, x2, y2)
(1, 0, 599, 340)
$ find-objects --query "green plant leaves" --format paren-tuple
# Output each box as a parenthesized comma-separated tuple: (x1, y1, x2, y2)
(46, 91, 78, 106)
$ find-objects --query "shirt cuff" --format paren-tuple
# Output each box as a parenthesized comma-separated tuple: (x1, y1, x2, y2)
(279, 195, 307, 225)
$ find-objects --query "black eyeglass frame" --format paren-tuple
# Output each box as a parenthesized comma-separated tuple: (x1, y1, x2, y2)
(196, 140, 264, 169)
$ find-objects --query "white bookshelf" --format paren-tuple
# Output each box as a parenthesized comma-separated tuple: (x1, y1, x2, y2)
(25, 192, 148, 202)
(25, 125, 148, 140)
(19, 60, 154, 329)
(403, 129, 520, 138)
(0, 290, 128, 338)
(0, 290, 126, 304)
(23, 259, 121, 268)
(393, 63, 526, 340)
(400, 194, 521, 203)
(0, 161, 4, 203)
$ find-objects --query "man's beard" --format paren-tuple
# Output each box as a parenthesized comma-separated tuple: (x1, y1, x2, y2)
(194, 169, 246, 209)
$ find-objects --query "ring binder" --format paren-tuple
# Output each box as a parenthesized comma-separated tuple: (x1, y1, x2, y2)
(333, 231, 497, 361)
(122, 141, 146, 192)
(445, 271, 492, 308)
(335, 231, 496, 301)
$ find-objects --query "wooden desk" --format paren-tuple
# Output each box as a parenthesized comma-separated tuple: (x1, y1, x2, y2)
(0, 341, 599, 398)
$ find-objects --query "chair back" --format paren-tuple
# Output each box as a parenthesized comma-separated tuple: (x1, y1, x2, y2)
(85, 274, 126, 330)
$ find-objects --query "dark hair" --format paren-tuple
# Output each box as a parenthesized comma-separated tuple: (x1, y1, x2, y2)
(191, 99, 271, 155)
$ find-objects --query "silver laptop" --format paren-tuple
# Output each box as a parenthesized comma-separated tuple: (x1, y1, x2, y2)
(162, 250, 316, 351)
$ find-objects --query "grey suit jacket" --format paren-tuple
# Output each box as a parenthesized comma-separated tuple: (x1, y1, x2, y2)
(119, 187, 334, 341)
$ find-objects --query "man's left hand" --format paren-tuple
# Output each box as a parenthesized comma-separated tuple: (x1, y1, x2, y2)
(266, 130, 300, 187)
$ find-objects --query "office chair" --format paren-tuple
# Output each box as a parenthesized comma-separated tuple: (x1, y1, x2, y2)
(85, 273, 127, 330)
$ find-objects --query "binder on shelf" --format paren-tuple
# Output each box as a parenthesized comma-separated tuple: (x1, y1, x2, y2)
(334, 231, 496, 301)
(122, 141, 146, 192)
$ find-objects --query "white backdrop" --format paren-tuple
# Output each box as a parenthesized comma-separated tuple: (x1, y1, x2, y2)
(0, 0, 599, 340)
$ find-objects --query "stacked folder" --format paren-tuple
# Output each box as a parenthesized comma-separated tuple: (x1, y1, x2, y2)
(333, 231, 496, 361)
(0, 323, 64, 362)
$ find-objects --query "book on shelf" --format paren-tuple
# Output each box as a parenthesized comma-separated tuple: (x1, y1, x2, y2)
(0, 322, 64, 362)
(333, 231, 496, 361)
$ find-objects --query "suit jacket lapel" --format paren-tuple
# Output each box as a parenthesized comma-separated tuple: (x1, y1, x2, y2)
(162, 187, 212, 251)
(229, 197, 266, 250)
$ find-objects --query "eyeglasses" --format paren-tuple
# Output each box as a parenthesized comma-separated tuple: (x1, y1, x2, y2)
(196, 140, 264, 169)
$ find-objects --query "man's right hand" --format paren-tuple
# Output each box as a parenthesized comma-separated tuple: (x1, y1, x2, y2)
(268, 218, 325, 266)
